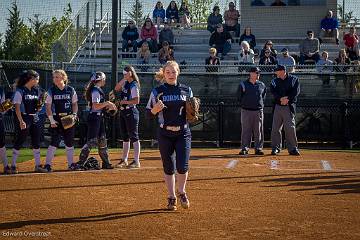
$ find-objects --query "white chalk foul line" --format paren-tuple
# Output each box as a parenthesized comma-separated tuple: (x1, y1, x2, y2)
(270, 160, 279, 170)
(321, 160, 332, 171)
(226, 160, 239, 169)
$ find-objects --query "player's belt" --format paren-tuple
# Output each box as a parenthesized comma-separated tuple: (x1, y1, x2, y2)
(120, 106, 134, 110)
(22, 113, 37, 116)
(89, 112, 103, 116)
(55, 112, 70, 116)
(160, 124, 188, 132)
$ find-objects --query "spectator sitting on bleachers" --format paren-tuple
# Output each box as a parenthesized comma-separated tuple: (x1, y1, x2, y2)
(122, 20, 139, 53)
(259, 49, 277, 65)
(316, 51, 333, 73)
(224, 2, 240, 38)
(166, 1, 179, 24)
(277, 48, 296, 73)
(137, 42, 151, 72)
(140, 18, 158, 53)
(260, 40, 277, 59)
(158, 41, 175, 64)
(239, 41, 255, 64)
(334, 49, 351, 72)
(207, 6, 223, 33)
(205, 47, 221, 72)
(251, 0, 266, 6)
(299, 30, 320, 64)
(209, 24, 232, 60)
(343, 26, 359, 61)
(239, 27, 256, 51)
(159, 21, 174, 47)
(271, 0, 286, 6)
(179, 1, 191, 29)
(319, 10, 339, 45)
(153, 1, 166, 26)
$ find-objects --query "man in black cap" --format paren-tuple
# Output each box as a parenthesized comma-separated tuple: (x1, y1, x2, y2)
(270, 65, 300, 156)
(237, 67, 266, 155)
(277, 48, 296, 73)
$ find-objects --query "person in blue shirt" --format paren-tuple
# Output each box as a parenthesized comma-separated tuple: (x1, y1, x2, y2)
(122, 20, 139, 54)
(114, 66, 141, 169)
(146, 61, 192, 211)
(319, 10, 339, 45)
(43, 70, 78, 172)
(153, 1, 166, 26)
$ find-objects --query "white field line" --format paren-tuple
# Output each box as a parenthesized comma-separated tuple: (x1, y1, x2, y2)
(226, 160, 239, 169)
(321, 160, 332, 171)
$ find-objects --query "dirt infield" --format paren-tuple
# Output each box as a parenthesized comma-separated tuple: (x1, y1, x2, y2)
(0, 149, 359, 240)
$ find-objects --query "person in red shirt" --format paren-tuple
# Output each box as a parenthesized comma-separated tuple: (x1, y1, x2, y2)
(139, 18, 158, 53)
(343, 26, 359, 60)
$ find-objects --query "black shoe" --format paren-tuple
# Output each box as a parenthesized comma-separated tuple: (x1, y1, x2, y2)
(255, 149, 264, 155)
(102, 163, 114, 169)
(43, 164, 52, 172)
(336, 38, 339, 45)
(319, 38, 323, 45)
(289, 150, 301, 156)
(271, 149, 280, 155)
(239, 149, 248, 155)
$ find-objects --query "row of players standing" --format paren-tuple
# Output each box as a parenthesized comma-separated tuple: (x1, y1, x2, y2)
(0, 61, 192, 211)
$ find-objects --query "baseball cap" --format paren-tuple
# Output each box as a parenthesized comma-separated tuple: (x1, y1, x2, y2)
(249, 67, 261, 73)
(281, 48, 288, 53)
(274, 65, 286, 72)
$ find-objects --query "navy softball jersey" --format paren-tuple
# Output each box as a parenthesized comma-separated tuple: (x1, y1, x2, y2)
(119, 81, 140, 143)
(45, 85, 78, 148)
(0, 87, 5, 148)
(146, 82, 193, 175)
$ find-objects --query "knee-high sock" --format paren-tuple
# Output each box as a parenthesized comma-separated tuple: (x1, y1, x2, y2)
(164, 174, 176, 198)
(133, 141, 140, 163)
(12, 149, 19, 167)
(177, 172, 188, 194)
(0, 146, 8, 167)
(45, 145, 57, 165)
(122, 141, 130, 161)
(65, 146, 74, 166)
(33, 148, 41, 166)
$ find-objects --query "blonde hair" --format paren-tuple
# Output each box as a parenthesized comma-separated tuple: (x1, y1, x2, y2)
(53, 69, 69, 85)
(209, 47, 217, 54)
(155, 61, 180, 82)
(241, 41, 250, 49)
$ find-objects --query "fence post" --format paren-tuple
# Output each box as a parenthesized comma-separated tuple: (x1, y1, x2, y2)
(218, 102, 224, 147)
(340, 101, 350, 149)
(76, 15, 80, 51)
(86, 2, 90, 32)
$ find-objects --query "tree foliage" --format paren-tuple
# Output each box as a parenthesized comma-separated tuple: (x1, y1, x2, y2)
(125, 0, 146, 27)
(2, 2, 72, 61)
(188, 0, 215, 23)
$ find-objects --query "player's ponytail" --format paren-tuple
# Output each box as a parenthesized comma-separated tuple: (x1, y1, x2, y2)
(124, 65, 140, 88)
(17, 70, 39, 87)
(155, 61, 180, 83)
(84, 72, 105, 103)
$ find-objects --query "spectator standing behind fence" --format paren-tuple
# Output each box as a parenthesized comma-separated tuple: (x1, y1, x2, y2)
(209, 24, 232, 60)
(259, 49, 277, 66)
(277, 48, 296, 73)
(270, 65, 300, 156)
(224, 2, 240, 38)
(153, 1, 166, 26)
(166, 1, 179, 24)
(251, 0, 266, 6)
(122, 20, 139, 54)
(260, 40, 277, 59)
(159, 21, 174, 47)
(140, 18, 158, 53)
(207, 6, 223, 33)
(137, 42, 151, 72)
(238, 67, 266, 156)
(343, 26, 359, 61)
(179, 1, 191, 29)
(205, 47, 221, 72)
(271, 0, 286, 6)
(239, 41, 255, 64)
(239, 27, 256, 51)
(299, 30, 320, 64)
(319, 10, 339, 45)
(159, 41, 175, 64)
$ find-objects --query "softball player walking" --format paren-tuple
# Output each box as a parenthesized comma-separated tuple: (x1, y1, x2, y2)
(238, 67, 266, 155)
(43, 70, 78, 172)
(270, 65, 301, 156)
(114, 66, 141, 169)
(0, 86, 10, 174)
(146, 61, 192, 211)
(11, 70, 47, 173)
(78, 72, 117, 169)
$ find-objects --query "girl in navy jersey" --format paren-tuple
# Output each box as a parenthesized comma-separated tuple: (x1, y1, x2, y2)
(11, 70, 47, 173)
(0, 86, 10, 174)
(146, 61, 192, 210)
(43, 70, 78, 172)
(114, 66, 141, 169)
(78, 72, 116, 169)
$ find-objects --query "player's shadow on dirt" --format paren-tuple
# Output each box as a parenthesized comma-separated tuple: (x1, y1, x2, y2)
(0, 209, 176, 230)
(144, 154, 266, 161)
(261, 174, 360, 195)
